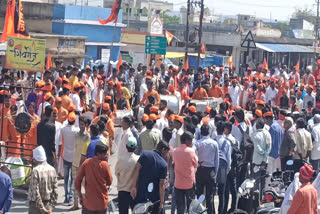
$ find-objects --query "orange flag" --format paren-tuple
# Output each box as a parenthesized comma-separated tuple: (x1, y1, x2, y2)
(46, 52, 52, 70)
(184, 58, 189, 70)
(1, 0, 29, 42)
(201, 43, 206, 54)
(227, 56, 233, 70)
(295, 59, 300, 73)
(263, 57, 269, 71)
(116, 54, 122, 70)
(166, 30, 174, 45)
(98, 0, 122, 25)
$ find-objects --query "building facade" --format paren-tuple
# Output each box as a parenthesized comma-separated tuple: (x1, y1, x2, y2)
(52, 4, 126, 65)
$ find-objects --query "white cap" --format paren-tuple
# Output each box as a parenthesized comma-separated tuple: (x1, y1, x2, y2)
(33, 146, 47, 162)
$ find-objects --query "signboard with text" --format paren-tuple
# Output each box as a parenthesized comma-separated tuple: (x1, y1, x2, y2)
(101, 48, 110, 63)
(145, 36, 167, 55)
(6, 36, 46, 72)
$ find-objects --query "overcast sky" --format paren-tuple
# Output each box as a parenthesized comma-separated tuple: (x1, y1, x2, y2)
(169, 0, 317, 21)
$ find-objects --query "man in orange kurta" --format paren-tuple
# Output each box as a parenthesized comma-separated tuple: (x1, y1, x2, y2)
(0, 94, 11, 142)
(140, 79, 160, 106)
(91, 103, 115, 151)
(7, 106, 21, 158)
(288, 164, 318, 214)
(55, 97, 68, 123)
(61, 84, 73, 110)
(303, 66, 316, 87)
(192, 83, 208, 100)
(24, 102, 40, 160)
(208, 78, 224, 98)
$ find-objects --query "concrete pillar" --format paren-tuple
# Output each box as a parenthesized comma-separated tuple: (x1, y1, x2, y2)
(232, 46, 241, 75)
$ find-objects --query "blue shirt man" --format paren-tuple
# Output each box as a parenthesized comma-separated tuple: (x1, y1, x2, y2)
(134, 150, 167, 204)
(266, 117, 283, 159)
(0, 170, 13, 214)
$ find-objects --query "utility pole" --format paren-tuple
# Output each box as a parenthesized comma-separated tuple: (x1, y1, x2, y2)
(197, 0, 204, 68)
(185, 0, 190, 62)
(127, 3, 130, 28)
(315, 0, 320, 61)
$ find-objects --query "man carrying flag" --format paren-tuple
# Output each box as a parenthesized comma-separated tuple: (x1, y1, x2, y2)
(1, 0, 29, 42)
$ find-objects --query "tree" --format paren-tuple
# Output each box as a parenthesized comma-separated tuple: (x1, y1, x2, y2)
(292, 7, 316, 24)
(142, 7, 148, 16)
(273, 22, 290, 32)
(204, 7, 210, 16)
(161, 10, 181, 24)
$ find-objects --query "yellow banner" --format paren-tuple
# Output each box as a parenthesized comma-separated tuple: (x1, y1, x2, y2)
(6, 36, 46, 72)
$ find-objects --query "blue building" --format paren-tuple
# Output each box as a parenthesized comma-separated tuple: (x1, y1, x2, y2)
(52, 4, 126, 66)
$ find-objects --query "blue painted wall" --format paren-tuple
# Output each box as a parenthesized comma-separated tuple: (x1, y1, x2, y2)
(53, 4, 123, 22)
(52, 4, 123, 65)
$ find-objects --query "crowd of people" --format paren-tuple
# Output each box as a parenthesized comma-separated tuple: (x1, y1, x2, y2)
(1, 59, 320, 214)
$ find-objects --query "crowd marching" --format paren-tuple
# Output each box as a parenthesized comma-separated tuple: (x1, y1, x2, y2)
(1, 59, 320, 214)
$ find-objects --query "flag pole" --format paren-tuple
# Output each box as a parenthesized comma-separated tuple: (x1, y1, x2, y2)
(100, 20, 118, 116)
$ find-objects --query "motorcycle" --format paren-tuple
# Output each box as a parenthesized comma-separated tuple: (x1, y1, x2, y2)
(133, 183, 160, 214)
(237, 176, 262, 214)
(259, 160, 295, 211)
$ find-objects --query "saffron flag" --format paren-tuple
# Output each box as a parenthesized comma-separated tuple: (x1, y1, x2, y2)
(46, 52, 52, 70)
(184, 58, 189, 70)
(1, 0, 29, 43)
(200, 43, 206, 54)
(98, 0, 122, 25)
(227, 56, 233, 70)
(116, 54, 122, 70)
(263, 57, 269, 71)
(166, 30, 174, 45)
(295, 59, 300, 73)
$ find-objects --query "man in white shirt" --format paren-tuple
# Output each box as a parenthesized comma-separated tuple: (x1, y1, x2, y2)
(303, 86, 316, 108)
(228, 79, 242, 107)
(294, 118, 313, 173)
(61, 112, 80, 204)
(311, 114, 320, 171)
(115, 136, 139, 214)
(51, 108, 63, 177)
(231, 109, 253, 187)
(92, 80, 104, 104)
(296, 91, 303, 112)
(118, 116, 133, 158)
(240, 81, 250, 108)
(38, 92, 54, 118)
(69, 83, 83, 113)
(265, 80, 278, 106)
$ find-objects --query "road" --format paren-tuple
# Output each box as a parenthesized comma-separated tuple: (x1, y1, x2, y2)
(9, 152, 224, 213)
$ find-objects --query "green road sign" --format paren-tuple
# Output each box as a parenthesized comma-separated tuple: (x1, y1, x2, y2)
(145, 36, 167, 55)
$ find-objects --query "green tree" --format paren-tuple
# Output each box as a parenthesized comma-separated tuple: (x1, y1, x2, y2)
(273, 22, 290, 32)
(204, 7, 210, 16)
(142, 7, 148, 16)
(161, 10, 181, 24)
(292, 7, 316, 24)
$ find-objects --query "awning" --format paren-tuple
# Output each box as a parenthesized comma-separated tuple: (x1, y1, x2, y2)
(164, 52, 205, 59)
(85, 42, 127, 47)
(256, 43, 314, 53)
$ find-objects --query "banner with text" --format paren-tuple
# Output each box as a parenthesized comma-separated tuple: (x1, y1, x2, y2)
(6, 36, 46, 72)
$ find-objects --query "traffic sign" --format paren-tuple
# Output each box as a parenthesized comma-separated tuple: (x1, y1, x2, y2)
(241, 31, 256, 48)
(145, 36, 167, 55)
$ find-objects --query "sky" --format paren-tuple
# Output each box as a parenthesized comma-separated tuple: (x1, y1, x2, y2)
(169, 0, 317, 22)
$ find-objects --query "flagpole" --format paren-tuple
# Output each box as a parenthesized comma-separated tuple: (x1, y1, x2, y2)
(100, 20, 118, 116)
